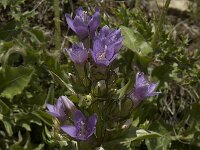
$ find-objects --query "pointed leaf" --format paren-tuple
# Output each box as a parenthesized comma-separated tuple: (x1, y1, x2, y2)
(48, 70, 75, 94)
(0, 67, 34, 99)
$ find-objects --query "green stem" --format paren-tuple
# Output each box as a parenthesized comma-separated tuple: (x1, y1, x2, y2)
(151, 0, 171, 50)
(53, 0, 61, 51)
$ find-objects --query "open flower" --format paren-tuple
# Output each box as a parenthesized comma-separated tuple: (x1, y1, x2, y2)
(65, 7, 100, 39)
(66, 42, 88, 64)
(61, 110, 97, 141)
(46, 96, 66, 121)
(90, 25, 123, 66)
(129, 72, 160, 107)
(46, 96, 76, 121)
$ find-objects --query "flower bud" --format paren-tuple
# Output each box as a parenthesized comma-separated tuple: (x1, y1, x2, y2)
(65, 7, 100, 40)
(92, 80, 107, 97)
(66, 42, 88, 64)
(60, 96, 77, 113)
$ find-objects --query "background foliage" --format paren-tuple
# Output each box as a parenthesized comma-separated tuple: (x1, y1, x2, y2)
(0, 0, 200, 149)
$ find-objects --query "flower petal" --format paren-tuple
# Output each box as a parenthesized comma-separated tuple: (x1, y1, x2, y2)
(93, 38, 104, 53)
(73, 16, 88, 39)
(99, 25, 110, 37)
(76, 7, 84, 18)
(88, 114, 97, 129)
(46, 97, 67, 120)
(66, 43, 88, 64)
(129, 72, 160, 108)
(73, 110, 86, 124)
(97, 59, 110, 66)
(106, 46, 115, 60)
(135, 72, 148, 87)
(56, 98, 63, 109)
(65, 13, 76, 32)
(60, 96, 76, 111)
(148, 83, 158, 93)
(108, 53, 118, 64)
(86, 114, 97, 138)
(89, 8, 100, 36)
(46, 104, 54, 113)
(90, 49, 97, 63)
(46, 111, 59, 118)
(92, 25, 123, 66)
(61, 125, 78, 138)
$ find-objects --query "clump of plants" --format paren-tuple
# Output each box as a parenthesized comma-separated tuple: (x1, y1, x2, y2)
(46, 6, 160, 149)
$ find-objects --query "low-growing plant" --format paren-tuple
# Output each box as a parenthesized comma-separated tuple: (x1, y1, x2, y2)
(0, 0, 200, 149)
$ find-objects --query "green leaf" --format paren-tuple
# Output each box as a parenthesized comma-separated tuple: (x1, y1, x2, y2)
(23, 28, 47, 44)
(0, 20, 21, 41)
(0, 99, 10, 114)
(22, 123, 31, 131)
(103, 126, 161, 149)
(43, 85, 54, 107)
(48, 70, 75, 94)
(120, 26, 153, 56)
(0, 67, 34, 99)
(32, 110, 53, 126)
(146, 123, 171, 150)
(3, 120, 13, 136)
(0, 114, 3, 120)
(14, 112, 42, 130)
(146, 137, 171, 150)
(117, 78, 133, 99)
(120, 127, 161, 144)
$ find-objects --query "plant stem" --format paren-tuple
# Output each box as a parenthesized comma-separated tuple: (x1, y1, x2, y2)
(151, 0, 171, 50)
(53, 0, 61, 51)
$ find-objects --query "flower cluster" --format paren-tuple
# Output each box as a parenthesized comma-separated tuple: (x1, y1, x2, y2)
(65, 7, 100, 40)
(90, 25, 123, 66)
(65, 7, 123, 67)
(61, 110, 97, 141)
(47, 96, 97, 141)
(46, 7, 160, 143)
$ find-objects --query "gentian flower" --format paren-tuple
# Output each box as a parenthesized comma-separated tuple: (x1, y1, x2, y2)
(46, 96, 76, 120)
(66, 42, 88, 64)
(65, 7, 100, 39)
(60, 96, 77, 113)
(129, 72, 160, 107)
(61, 110, 97, 141)
(90, 25, 123, 66)
(46, 96, 67, 121)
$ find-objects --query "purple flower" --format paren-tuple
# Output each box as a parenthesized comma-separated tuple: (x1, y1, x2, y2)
(65, 7, 100, 39)
(129, 72, 160, 107)
(46, 96, 66, 121)
(66, 42, 88, 64)
(61, 96, 77, 112)
(90, 25, 123, 66)
(61, 110, 97, 141)
(46, 96, 76, 120)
